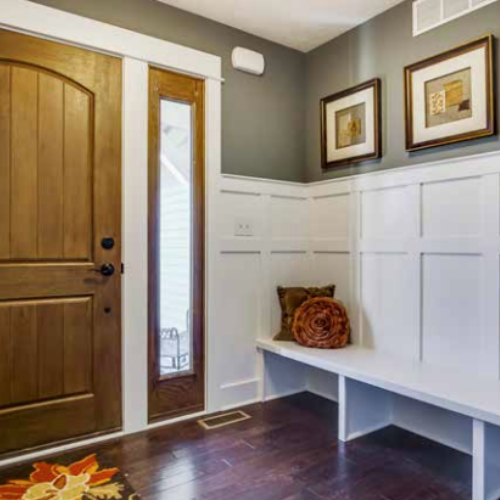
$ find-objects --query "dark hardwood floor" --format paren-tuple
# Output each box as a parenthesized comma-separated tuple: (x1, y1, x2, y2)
(0, 393, 472, 500)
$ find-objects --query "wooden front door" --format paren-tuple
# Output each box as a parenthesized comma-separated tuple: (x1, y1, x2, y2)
(148, 68, 205, 421)
(0, 29, 122, 455)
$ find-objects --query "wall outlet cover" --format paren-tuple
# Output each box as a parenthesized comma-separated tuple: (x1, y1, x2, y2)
(235, 217, 254, 236)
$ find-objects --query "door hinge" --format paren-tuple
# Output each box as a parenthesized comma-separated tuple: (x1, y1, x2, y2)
(121, 263, 125, 274)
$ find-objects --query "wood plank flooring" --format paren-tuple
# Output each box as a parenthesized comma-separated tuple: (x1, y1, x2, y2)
(0, 393, 472, 499)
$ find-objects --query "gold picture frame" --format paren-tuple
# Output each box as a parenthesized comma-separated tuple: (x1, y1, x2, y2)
(404, 35, 495, 152)
(320, 78, 382, 169)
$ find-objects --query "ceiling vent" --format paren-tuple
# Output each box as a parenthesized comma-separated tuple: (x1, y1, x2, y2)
(413, 0, 498, 36)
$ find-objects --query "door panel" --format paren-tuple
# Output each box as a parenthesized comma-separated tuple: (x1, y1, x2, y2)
(0, 29, 122, 455)
(0, 298, 92, 407)
(1, 63, 93, 262)
(38, 73, 64, 260)
(148, 68, 205, 421)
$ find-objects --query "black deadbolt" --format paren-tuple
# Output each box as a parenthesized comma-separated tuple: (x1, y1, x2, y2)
(101, 237, 115, 250)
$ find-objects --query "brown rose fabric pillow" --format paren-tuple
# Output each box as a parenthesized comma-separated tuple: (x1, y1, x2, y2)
(293, 297, 350, 349)
(273, 285, 335, 341)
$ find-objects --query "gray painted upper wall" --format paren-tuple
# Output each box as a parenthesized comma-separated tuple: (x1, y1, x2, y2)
(28, 0, 500, 183)
(305, 0, 500, 182)
(30, 0, 306, 182)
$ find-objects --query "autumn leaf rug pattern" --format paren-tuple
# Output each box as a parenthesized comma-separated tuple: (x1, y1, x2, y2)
(0, 454, 138, 500)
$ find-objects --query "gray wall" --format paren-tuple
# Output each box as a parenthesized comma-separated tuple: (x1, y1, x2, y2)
(305, 0, 500, 182)
(30, 0, 306, 182)
(29, 0, 500, 183)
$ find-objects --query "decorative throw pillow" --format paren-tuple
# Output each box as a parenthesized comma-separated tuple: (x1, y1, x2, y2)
(273, 285, 335, 341)
(292, 297, 350, 349)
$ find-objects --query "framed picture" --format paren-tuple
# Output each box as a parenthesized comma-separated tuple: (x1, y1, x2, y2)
(405, 35, 495, 152)
(320, 78, 381, 169)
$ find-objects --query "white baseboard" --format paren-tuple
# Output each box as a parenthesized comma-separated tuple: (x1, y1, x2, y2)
(219, 378, 260, 409)
(222, 398, 260, 412)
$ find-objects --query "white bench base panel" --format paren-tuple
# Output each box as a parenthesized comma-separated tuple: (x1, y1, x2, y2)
(257, 340, 500, 500)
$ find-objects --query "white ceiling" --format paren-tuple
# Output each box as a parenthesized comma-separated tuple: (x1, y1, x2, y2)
(157, 0, 407, 52)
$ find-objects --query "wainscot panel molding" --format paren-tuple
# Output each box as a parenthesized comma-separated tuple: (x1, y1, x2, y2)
(214, 150, 500, 449)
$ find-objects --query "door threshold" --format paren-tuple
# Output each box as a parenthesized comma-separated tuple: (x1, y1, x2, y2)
(0, 427, 122, 469)
(147, 408, 207, 429)
(0, 409, 207, 469)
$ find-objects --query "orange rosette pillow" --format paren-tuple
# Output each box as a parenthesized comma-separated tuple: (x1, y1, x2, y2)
(292, 297, 350, 349)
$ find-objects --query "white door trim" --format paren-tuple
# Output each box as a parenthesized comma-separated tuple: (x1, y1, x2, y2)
(0, 0, 222, 81)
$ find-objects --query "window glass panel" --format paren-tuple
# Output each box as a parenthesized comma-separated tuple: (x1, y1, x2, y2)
(159, 99, 193, 377)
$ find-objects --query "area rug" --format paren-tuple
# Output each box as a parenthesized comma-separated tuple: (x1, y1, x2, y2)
(0, 453, 138, 500)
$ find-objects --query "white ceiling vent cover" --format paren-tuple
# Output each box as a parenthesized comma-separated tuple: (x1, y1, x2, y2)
(413, 0, 498, 36)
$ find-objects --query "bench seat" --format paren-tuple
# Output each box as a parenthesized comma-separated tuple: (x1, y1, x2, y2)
(257, 338, 500, 499)
(257, 338, 500, 429)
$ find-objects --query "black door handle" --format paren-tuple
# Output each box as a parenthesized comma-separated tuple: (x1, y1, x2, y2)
(90, 263, 116, 277)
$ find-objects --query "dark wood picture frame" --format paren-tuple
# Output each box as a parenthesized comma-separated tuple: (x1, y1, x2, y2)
(320, 78, 382, 170)
(404, 34, 495, 152)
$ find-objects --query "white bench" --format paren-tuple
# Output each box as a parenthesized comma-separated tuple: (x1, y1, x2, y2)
(257, 338, 500, 500)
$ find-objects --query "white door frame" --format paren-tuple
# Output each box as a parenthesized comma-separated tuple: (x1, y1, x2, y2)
(0, 0, 222, 466)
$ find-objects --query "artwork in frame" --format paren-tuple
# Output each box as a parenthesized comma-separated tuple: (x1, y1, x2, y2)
(405, 35, 495, 152)
(320, 78, 381, 169)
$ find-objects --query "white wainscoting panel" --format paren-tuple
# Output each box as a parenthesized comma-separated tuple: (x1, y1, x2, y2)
(217, 152, 500, 421)
(422, 254, 486, 375)
(215, 252, 261, 393)
(311, 252, 351, 310)
(271, 195, 309, 240)
(214, 177, 314, 405)
(214, 176, 350, 405)
(270, 252, 310, 334)
(218, 191, 264, 239)
(311, 193, 350, 240)
(361, 186, 413, 240)
(422, 177, 482, 239)
(361, 253, 419, 359)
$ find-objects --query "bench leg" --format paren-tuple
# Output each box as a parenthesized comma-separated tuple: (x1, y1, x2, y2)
(338, 375, 392, 442)
(473, 419, 500, 500)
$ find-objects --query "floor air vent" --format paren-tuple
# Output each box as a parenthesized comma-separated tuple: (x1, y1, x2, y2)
(198, 410, 251, 430)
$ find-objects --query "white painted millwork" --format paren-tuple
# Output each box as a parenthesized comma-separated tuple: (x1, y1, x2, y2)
(122, 58, 149, 434)
(258, 339, 500, 428)
(339, 376, 392, 442)
(248, 150, 500, 500)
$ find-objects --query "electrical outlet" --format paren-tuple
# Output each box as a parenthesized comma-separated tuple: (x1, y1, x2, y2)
(235, 217, 254, 237)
